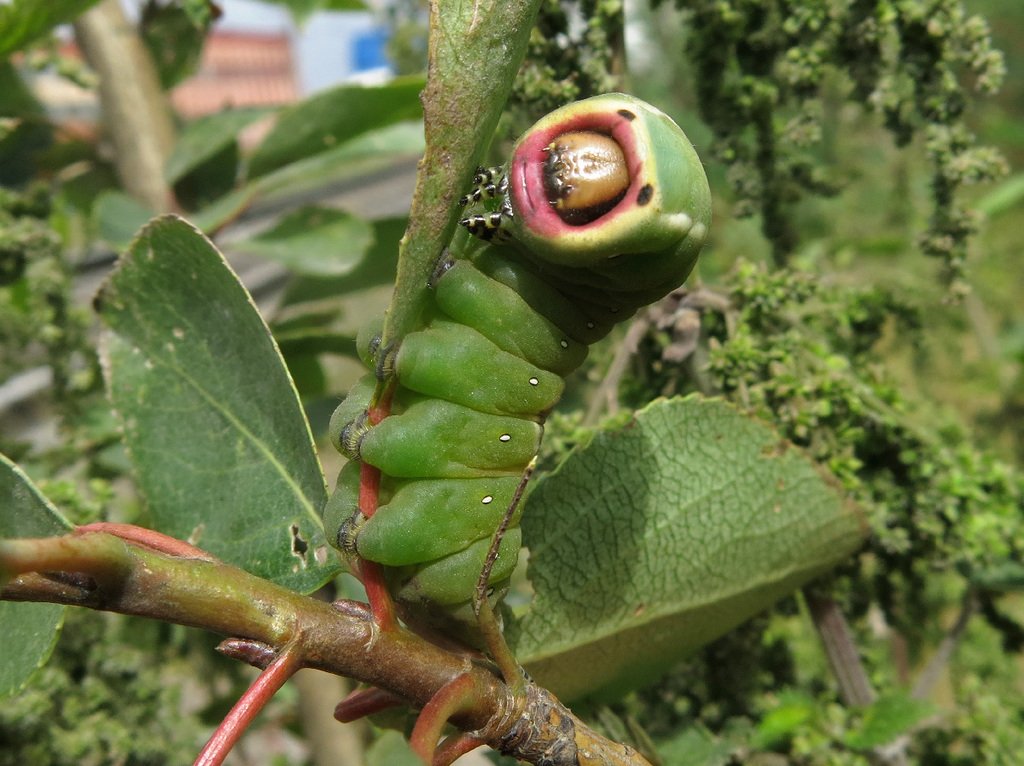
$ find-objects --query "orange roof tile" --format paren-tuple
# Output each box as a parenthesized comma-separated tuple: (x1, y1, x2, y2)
(171, 32, 298, 118)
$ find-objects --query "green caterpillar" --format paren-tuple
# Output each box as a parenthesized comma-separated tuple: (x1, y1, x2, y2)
(324, 93, 711, 636)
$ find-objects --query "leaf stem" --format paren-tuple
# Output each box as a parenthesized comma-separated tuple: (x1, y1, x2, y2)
(911, 588, 978, 700)
(410, 673, 481, 764)
(584, 315, 651, 426)
(805, 589, 875, 707)
(473, 459, 534, 692)
(194, 639, 305, 766)
(383, 0, 540, 346)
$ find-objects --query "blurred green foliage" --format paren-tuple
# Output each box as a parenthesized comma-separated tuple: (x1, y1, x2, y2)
(0, 611, 208, 766)
(0, 185, 100, 427)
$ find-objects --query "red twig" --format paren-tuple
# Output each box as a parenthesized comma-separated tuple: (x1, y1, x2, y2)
(194, 640, 305, 766)
(357, 387, 399, 630)
(410, 673, 479, 764)
(334, 685, 404, 722)
(432, 732, 486, 766)
(75, 522, 218, 561)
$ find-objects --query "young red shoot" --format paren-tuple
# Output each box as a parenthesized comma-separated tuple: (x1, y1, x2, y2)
(432, 732, 487, 766)
(194, 640, 304, 766)
(75, 522, 218, 562)
(333, 685, 404, 722)
(356, 387, 399, 631)
(409, 673, 481, 765)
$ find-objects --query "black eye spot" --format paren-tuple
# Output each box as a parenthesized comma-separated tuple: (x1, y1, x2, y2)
(636, 184, 654, 206)
(617, 109, 637, 121)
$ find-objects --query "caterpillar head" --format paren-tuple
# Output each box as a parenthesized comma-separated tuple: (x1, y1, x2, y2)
(507, 93, 711, 279)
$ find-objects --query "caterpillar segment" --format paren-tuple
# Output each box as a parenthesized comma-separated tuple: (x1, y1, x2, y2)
(324, 93, 712, 639)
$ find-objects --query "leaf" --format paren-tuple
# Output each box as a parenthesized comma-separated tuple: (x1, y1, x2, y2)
(320, 0, 367, 10)
(94, 191, 157, 250)
(247, 76, 425, 179)
(188, 186, 257, 235)
(976, 172, 1024, 218)
(172, 140, 240, 211)
(0, 0, 101, 57)
(0, 453, 73, 698)
(165, 107, 270, 184)
(275, 327, 358, 358)
(280, 351, 327, 399)
(972, 560, 1024, 591)
(365, 730, 422, 766)
(0, 60, 51, 186)
(232, 206, 375, 277)
(656, 727, 737, 766)
(139, 0, 208, 88)
(844, 694, 937, 750)
(191, 123, 424, 233)
(249, 121, 425, 202)
(752, 691, 817, 749)
(257, 0, 367, 24)
(95, 215, 339, 593)
(510, 397, 867, 703)
(281, 216, 405, 305)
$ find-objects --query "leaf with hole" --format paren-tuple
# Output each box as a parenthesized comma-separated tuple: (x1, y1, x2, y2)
(96, 216, 339, 593)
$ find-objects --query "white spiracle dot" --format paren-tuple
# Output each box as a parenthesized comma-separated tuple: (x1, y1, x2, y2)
(482, 495, 494, 505)
(560, 339, 569, 349)
(499, 433, 511, 442)
(528, 377, 539, 386)
(586, 321, 595, 329)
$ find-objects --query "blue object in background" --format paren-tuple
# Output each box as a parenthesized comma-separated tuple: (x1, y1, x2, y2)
(353, 27, 391, 73)
(192, 0, 395, 93)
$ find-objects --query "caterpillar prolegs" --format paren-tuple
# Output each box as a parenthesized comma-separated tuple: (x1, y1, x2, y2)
(324, 93, 712, 638)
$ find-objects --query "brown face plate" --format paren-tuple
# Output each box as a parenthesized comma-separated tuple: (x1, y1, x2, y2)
(542, 131, 630, 225)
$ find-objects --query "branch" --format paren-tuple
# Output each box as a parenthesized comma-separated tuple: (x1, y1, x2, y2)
(911, 588, 978, 700)
(805, 590, 912, 766)
(805, 590, 875, 707)
(73, 0, 177, 212)
(1, 530, 652, 766)
(583, 315, 650, 426)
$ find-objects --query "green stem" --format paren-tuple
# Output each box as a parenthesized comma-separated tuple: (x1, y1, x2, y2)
(383, 0, 541, 346)
(1, 531, 654, 766)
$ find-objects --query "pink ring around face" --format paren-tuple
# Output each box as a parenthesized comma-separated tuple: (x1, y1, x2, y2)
(510, 108, 645, 240)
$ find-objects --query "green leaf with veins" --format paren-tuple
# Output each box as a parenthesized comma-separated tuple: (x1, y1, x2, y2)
(511, 396, 867, 703)
(96, 216, 339, 593)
